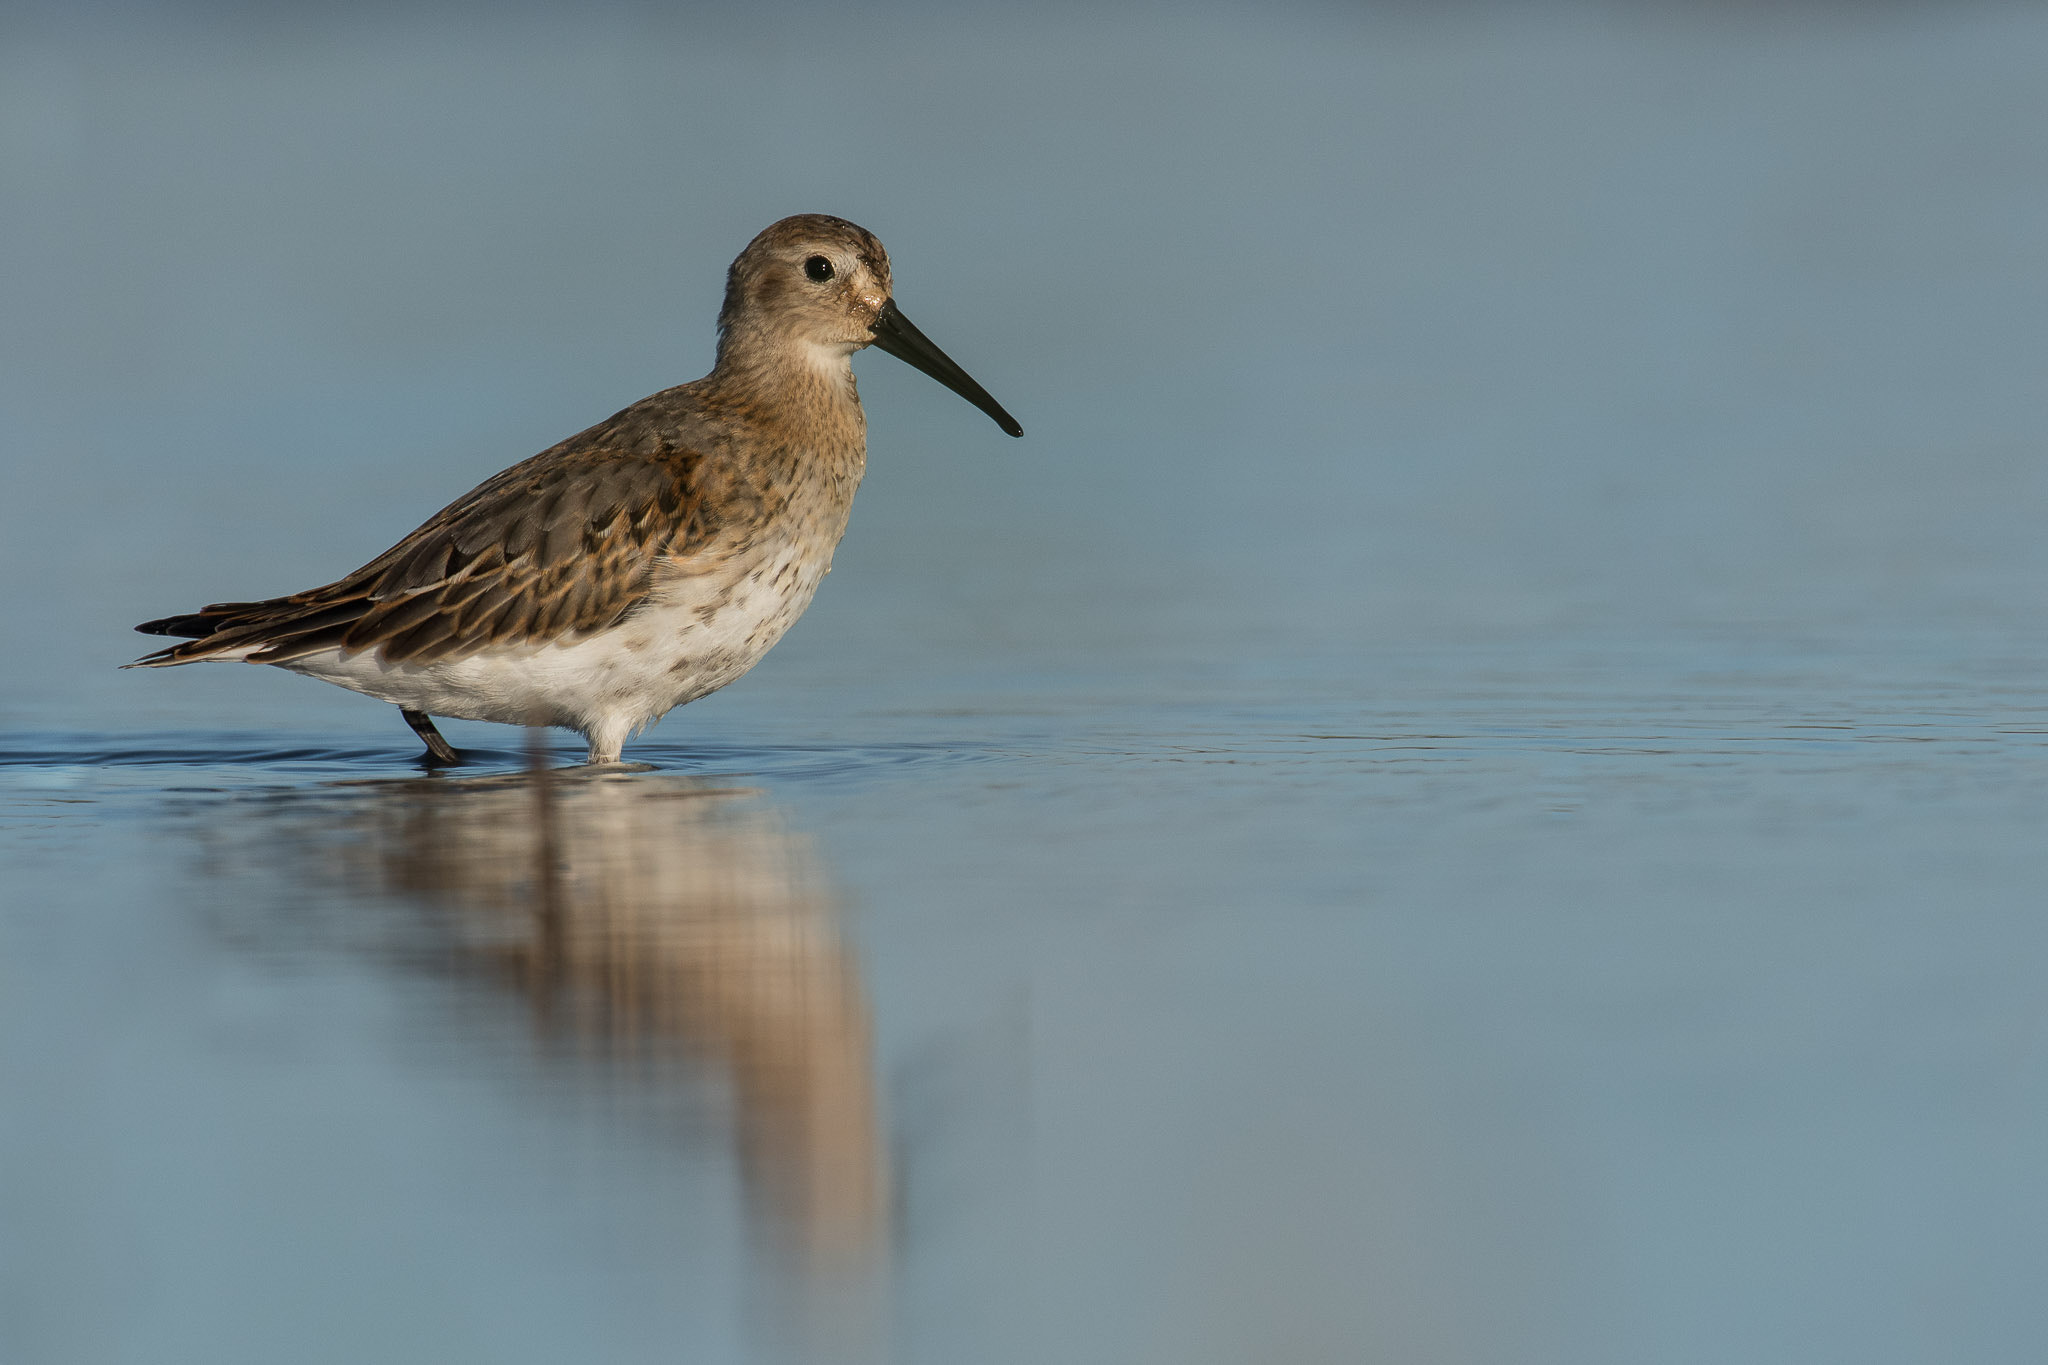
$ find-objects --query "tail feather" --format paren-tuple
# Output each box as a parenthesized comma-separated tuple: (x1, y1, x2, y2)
(135, 603, 265, 638)
(127, 593, 373, 668)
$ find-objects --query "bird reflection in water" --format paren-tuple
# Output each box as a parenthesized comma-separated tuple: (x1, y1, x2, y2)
(205, 744, 888, 1287)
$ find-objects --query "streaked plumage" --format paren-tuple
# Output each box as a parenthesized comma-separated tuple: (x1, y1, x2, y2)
(131, 214, 1021, 763)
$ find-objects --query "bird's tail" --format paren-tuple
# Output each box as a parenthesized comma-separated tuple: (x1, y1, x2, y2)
(125, 596, 367, 668)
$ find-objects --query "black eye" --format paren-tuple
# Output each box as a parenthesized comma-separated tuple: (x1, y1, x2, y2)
(803, 256, 834, 282)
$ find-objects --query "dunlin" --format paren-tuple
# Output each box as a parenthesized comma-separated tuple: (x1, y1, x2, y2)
(130, 214, 1020, 763)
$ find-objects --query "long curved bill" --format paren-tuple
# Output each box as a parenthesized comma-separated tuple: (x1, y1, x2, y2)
(869, 299, 1023, 437)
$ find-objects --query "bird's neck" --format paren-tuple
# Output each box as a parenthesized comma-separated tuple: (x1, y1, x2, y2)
(705, 326, 868, 456)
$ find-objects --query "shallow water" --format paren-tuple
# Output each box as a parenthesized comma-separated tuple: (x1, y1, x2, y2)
(9, 2, 2048, 1361)
(6, 627, 2048, 1363)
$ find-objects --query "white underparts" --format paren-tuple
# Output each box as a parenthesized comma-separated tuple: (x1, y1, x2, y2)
(274, 539, 833, 762)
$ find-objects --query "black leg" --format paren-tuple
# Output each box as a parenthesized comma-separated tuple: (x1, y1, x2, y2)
(401, 708, 462, 766)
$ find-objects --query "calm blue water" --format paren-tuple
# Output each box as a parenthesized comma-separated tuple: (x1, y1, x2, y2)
(6, 4, 2048, 1362)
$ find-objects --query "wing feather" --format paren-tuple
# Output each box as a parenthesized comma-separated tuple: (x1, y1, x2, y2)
(130, 394, 724, 668)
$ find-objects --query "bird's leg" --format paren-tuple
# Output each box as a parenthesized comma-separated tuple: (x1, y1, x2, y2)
(401, 708, 462, 766)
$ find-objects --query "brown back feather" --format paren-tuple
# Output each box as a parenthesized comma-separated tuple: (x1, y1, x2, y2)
(132, 391, 730, 668)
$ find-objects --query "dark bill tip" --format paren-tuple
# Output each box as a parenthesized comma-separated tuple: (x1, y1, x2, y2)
(869, 300, 1023, 438)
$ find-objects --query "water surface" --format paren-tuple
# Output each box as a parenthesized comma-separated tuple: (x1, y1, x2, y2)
(7, 627, 2048, 1363)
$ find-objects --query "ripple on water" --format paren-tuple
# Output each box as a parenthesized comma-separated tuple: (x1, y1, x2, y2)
(0, 730, 1012, 799)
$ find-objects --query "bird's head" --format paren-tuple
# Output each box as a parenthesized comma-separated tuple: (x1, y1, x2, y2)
(717, 214, 1021, 437)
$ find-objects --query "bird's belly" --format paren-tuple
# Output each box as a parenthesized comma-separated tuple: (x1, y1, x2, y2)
(283, 544, 831, 733)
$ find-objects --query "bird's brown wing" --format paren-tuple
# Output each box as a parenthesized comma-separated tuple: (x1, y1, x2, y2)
(133, 412, 725, 668)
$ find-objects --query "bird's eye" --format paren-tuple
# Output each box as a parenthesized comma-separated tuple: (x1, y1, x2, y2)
(803, 256, 834, 282)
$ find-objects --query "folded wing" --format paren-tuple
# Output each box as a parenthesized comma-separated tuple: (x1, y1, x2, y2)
(133, 434, 715, 669)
